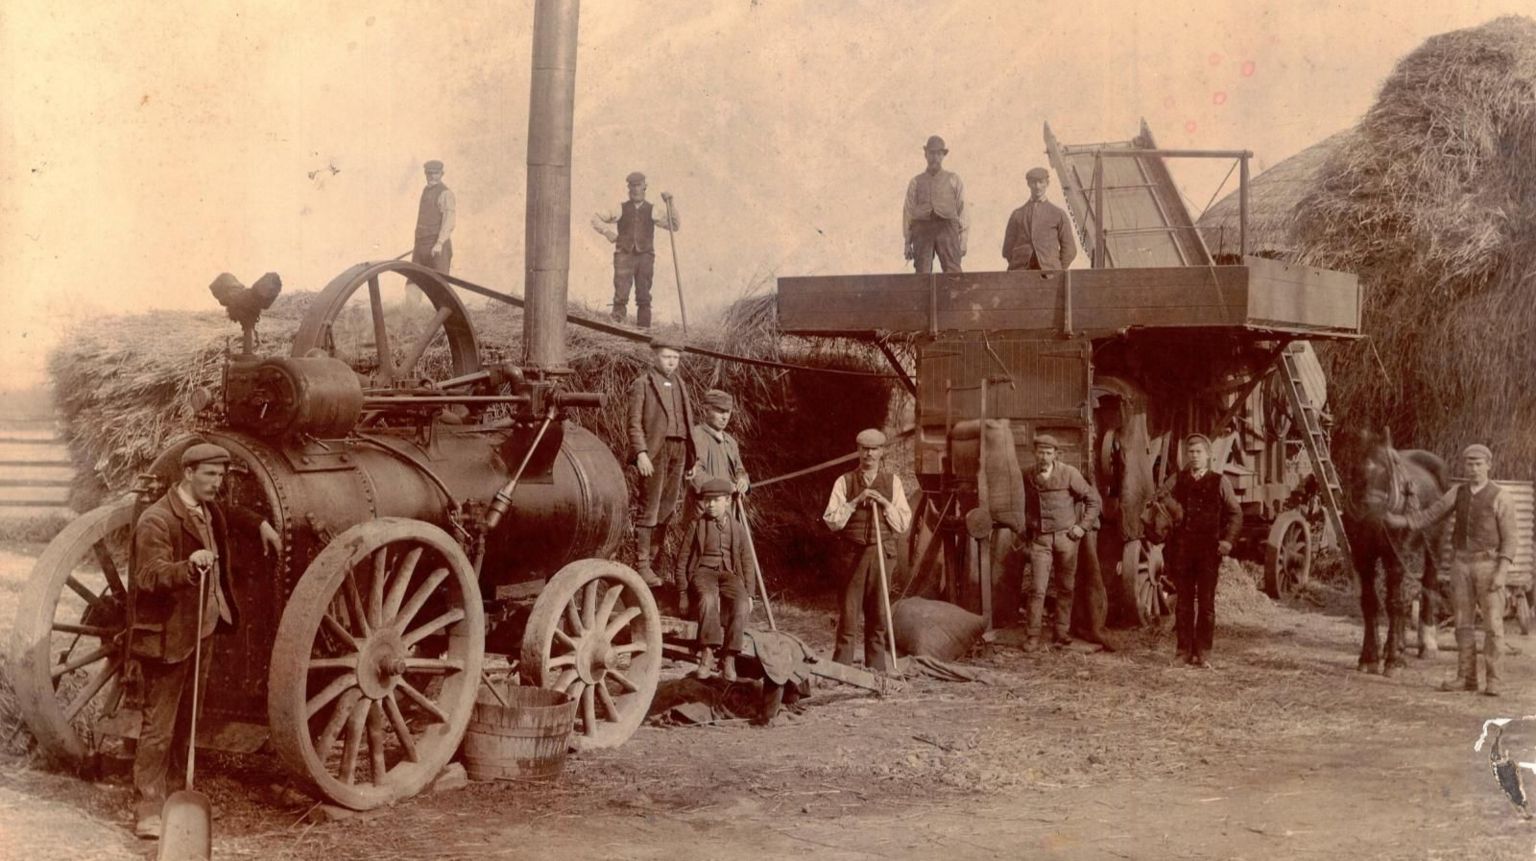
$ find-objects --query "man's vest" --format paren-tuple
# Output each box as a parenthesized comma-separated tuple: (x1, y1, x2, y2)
(840, 469, 898, 555)
(1453, 483, 1504, 554)
(415, 183, 449, 243)
(616, 200, 656, 253)
(1173, 470, 1227, 542)
(911, 171, 961, 221)
(694, 516, 734, 573)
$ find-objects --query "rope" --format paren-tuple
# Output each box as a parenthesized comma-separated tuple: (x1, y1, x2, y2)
(750, 426, 916, 489)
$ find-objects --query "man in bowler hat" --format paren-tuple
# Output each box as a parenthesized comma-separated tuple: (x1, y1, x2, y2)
(902, 135, 969, 274)
(592, 171, 680, 327)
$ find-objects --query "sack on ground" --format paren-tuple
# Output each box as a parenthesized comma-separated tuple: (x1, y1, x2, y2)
(892, 597, 986, 661)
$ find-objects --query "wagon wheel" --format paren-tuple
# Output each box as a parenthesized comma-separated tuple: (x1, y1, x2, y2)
(1263, 511, 1313, 600)
(1115, 539, 1165, 627)
(1513, 589, 1532, 637)
(521, 559, 661, 751)
(8, 497, 133, 764)
(290, 260, 482, 389)
(268, 518, 484, 810)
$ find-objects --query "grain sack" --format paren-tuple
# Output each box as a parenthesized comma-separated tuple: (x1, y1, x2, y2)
(892, 597, 986, 661)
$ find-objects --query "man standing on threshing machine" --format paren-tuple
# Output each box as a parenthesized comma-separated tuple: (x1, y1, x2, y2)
(1002, 167, 1078, 271)
(627, 335, 697, 587)
(1021, 435, 1102, 651)
(903, 135, 969, 274)
(823, 429, 912, 672)
(413, 160, 456, 276)
(676, 478, 755, 681)
(129, 443, 280, 839)
(1163, 434, 1242, 669)
(592, 171, 680, 327)
(1386, 443, 1519, 696)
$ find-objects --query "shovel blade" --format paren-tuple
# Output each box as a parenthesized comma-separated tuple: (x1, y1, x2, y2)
(157, 789, 212, 861)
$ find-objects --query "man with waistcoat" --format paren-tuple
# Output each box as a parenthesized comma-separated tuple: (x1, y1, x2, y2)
(129, 443, 280, 838)
(823, 429, 912, 671)
(902, 135, 969, 274)
(1003, 167, 1078, 271)
(1387, 444, 1519, 696)
(627, 335, 697, 586)
(676, 478, 755, 681)
(592, 171, 680, 327)
(412, 160, 456, 276)
(1163, 434, 1242, 669)
(1021, 435, 1102, 651)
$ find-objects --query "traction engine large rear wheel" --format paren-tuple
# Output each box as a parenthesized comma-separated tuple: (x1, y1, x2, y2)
(268, 518, 484, 810)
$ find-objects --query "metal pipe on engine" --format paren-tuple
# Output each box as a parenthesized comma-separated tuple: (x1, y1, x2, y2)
(523, 0, 580, 370)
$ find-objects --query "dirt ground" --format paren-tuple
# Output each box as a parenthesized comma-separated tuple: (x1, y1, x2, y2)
(1, 542, 1533, 861)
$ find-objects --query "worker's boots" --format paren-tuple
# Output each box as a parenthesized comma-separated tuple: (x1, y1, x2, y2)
(610, 304, 628, 324)
(1439, 627, 1478, 692)
(693, 646, 716, 679)
(633, 527, 662, 587)
(636, 304, 652, 328)
(721, 653, 738, 682)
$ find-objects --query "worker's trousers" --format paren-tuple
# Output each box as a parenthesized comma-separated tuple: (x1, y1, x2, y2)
(833, 539, 894, 672)
(1026, 530, 1080, 639)
(133, 645, 212, 817)
(1451, 551, 1503, 689)
(910, 218, 962, 274)
(612, 250, 656, 323)
(1172, 542, 1222, 657)
(690, 565, 750, 653)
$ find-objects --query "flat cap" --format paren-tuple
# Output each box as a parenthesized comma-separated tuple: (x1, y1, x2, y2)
(699, 477, 734, 498)
(1462, 443, 1494, 461)
(1184, 433, 1212, 448)
(1033, 434, 1060, 450)
(649, 334, 686, 351)
(856, 428, 887, 448)
(626, 171, 646, 186)
(423, 160, 444, 172)
(924, 135, 948, 152)
(703, 389, 734, 410)
(181, 442, 231, 469)
(1026, 166, 1050, 181)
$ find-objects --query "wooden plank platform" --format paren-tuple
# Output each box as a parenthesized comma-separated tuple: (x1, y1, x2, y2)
(777, 257, 1360, 338)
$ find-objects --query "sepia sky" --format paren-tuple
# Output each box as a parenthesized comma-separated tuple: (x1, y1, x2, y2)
(1, 0, 1530, 389)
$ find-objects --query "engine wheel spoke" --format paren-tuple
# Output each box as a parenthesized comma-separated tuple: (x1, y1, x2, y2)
(306, 673, 359, 719)
(395, 679, 449, 724)
(91, 542, 127, 599)
(368, 547, 388, 629)
(316, 689, 363, 758)
(382, 547, 423, 620)
(594, 583, 623, 630)
(393, 567, 450, 632)
(63, 657, 121, 722)
(401, 607, 465, 646)
(604, 607, 642, 642)
(382, 692, 419, 764)
(52, 644, 113, 679)
(367, 275, 395, 385)
(339, 696, 370, 785)
(367, 702, 388, 785)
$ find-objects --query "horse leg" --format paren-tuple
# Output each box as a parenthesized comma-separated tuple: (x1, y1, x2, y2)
(1356, 549, 1382, 673)
(1383, 554, 1407, 677)
(1418, 528, 1442, 657)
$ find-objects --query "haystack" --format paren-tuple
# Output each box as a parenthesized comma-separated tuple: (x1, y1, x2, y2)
(1196, 129, 1355, 261)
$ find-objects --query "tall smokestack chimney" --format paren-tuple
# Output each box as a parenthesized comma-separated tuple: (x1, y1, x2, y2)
(523, 0, 579, 369)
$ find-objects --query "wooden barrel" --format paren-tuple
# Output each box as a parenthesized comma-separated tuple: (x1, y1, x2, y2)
(462, 687, 577, 782)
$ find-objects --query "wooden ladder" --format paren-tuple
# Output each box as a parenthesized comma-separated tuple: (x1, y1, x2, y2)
(1278, 343, 1353, 562)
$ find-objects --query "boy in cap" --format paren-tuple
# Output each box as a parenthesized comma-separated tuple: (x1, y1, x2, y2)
(902, 135, 969, 274)
(591, 171, 680, 327)
(1003, 167, 1077, 270)
(671, 389, 751, 589)
(1386, 443, 1519, 695)
(413, 160, 455, 275)
(627, 336, 697, 586)
(823, 429, 912, 671)
(676, 477, 755, 680)
(1162, 434, 1242, 668)
(1021, 434, 1102, 650)
(129, 443, 280, 838)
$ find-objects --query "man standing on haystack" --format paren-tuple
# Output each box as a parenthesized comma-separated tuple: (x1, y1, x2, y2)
(592, 171, 680, 327)
(129, 443, 280, 839)
(1387, 443, 1519, 696)
(903, 135, 969, 274)
(413, 160, 456, 276)
(823, 429, 911, 672)
(1003, 167, 1077, 270)
(627, 335, 696, 587)
(1163, 434, 1242, 669)
(1021, 435, 1101, 651)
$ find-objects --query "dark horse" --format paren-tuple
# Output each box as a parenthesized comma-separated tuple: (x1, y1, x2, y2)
(1339, 429, 1449, 675)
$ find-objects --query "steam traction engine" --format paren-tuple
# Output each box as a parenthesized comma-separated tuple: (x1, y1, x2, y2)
(8, 2, 653, 810)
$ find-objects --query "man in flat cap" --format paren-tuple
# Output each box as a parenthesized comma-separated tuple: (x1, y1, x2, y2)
(1161, 434, 1241, 668)
(1003, 167, 1077, 271)
(592, 172, 680, 327)
(902, 135, 969, 274)
(1021, 434, 1102, 651)
(1386, 443, 1519, 695)
(412, 160, 456, 277)
(676, 477, 755, 680)
(823, 429, 912, 671)
(672, 389, 751, 590)
(129, 442, 280, 839)
(627, 336, 697, 586)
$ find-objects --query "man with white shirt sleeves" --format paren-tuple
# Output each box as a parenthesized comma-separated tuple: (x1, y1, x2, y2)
(1021, 435, 1102, 651)
(591, 171, 680, 327)
(823, 429, 912, 672)
(902, 135, 969, 274)
(412, 160, 456, 275)
(1163, 434, 1242, 669)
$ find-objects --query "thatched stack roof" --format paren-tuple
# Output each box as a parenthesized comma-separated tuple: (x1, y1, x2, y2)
(1196, 130, 1354, 260)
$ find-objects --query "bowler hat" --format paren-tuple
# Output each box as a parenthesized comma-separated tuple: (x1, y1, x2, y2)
(1033, 434, 1060, 450)
(856, 428, 887, 448)
(703, 389, 734, 410)
(1462, 443, 1494, 461)
(181, 442, 231, 469)
(649, 334, 686, 352)
(626, 171, 646, 186)
(924, 135, 948, 152)
(424, 160, 444, 172)
(700, 477, 734, 498)
(1026, 167, 1050, 181)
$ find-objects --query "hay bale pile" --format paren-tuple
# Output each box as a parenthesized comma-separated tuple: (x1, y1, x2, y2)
(47, 287, 899, 587)
(1292, 15, 1536, 475)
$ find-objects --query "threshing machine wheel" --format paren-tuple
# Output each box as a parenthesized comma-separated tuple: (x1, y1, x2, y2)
(1114, 538, 1166, 627)
(1263, 511, 1313, 600)
(291, 260, 482, 388)
(8, 497, 134, 764)
(520, 559, 662, 751)
(268, 518, 484, 810)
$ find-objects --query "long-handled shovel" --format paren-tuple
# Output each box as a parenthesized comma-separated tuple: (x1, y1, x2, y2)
(661, 194, 688, 335)
(159, 559, 214, 860)
(869, 502, 902, 677)
(735, 497, 776, 632)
